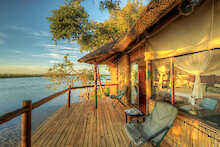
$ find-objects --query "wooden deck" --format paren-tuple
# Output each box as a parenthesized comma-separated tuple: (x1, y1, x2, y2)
(32, 97, 170, 147)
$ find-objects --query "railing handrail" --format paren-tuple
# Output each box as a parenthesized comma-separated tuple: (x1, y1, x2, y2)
(0, 88, 68, 124)
(70, 84, 118, 90)
(0, 83, 118, 125)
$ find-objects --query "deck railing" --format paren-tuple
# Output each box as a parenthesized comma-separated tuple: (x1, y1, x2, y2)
(0, 84, 118, 147)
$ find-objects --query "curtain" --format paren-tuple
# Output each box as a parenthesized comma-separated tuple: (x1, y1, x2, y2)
(157, 65, 168, 90)
(175, 50, 220, 99)
(130, 63, 139, 104)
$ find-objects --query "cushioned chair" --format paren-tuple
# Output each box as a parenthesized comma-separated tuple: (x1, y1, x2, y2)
(110, 86, 128, 107)
(197, 98, 219, 117)
(200, 98, 218, 111)
(125, 102, 178, 147)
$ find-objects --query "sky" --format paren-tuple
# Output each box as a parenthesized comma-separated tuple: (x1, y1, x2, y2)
(0, 0, 146, 74)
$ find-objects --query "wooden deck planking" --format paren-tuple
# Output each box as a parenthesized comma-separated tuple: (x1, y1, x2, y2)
(32, 97, 170, 147)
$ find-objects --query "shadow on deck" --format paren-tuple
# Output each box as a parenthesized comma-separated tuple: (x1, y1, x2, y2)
(32, 97, 170, 147)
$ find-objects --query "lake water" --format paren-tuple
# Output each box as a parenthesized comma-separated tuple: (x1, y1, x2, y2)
(0, 77, 82, 146)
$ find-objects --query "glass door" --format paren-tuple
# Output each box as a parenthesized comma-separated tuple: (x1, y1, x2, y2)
(130, 63, 139, 105)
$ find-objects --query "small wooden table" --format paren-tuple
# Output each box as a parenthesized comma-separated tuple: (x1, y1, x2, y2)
(124, 108, 145, 123)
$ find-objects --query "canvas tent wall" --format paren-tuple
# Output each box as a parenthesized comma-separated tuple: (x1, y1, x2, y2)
(146, 0, 220, 60)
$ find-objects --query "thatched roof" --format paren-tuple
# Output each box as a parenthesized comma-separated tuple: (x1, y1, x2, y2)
(78, 41, 117, 64)
(78, 0, 183, 64)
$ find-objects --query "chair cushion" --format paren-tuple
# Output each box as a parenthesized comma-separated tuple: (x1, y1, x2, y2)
(125, 121, 148, 146)
(125, 102, 178, 145)
(124, 107, 143, 116)
(142, 102, 178, 143)
(200, 98, 218, 111)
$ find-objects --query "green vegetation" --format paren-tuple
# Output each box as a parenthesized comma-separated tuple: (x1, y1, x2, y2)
(99, 0, 120, 11)
(45, 55, 109, 99)
(45, 55, 94, 89)
(0, 74, 44, 78)
(104, 87, 110, 96)
(47, 0, 144, 52)
(46, 0, 143, 98)
(75, 68, 94, 99)
(47, 0, 90, 45)
(45, 55, 75, 89)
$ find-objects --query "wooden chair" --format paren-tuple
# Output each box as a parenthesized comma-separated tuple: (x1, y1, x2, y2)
(125, 102, 178, 147)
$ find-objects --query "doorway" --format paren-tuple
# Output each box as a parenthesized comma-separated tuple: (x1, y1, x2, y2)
(130, 60, 146, 114)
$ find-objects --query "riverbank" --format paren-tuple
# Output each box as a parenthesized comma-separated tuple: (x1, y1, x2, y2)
(0, 74, 44, 79)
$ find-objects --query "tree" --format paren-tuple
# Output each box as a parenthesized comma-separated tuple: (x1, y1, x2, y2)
(47, 0, 90, 43)
(47, 0, 144, 52)
(75, 68, 94, 99)
(46, 55, 75, 89)
(78, 0, 144, 52)
(99, 0, 120, 11)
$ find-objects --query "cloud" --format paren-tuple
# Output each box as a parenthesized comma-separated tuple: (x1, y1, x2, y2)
(48, 49, 74, 55)
(49, 60, 60, 64)
(31, 31, 50, 38)
(14, 50, 22, 54)
(0, 32, 7, 44)
(69, 55, 80, 60)
(47, 53, 62, 58)
(43, 44, 56, 48)
(41, 44, 79, 50)
(32, 42, 82, 63)
(32, 53, 63, 59)
(0, 32, 7, 38)
(9, 25, 50, 39)
(10, 25, 30, 32)
(40, 43, 81, 58)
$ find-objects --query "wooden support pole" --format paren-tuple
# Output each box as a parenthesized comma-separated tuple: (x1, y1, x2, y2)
(94, 64, 98, 109)
(97, 66, 104, 96)
(21, 100, 32, 147)
(146, 60, 152, 114)
(126, 54, 131, 104)
(116, 63, 119, 95)
(67, 85, 71, 108)
(170, 57, 175, 104)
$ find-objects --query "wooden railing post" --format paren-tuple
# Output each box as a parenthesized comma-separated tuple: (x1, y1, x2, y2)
(94, 64, 98, 109)
(67, 85, 71, 108)
(21, 100, 32, 147)
(170, 57, 175, 104)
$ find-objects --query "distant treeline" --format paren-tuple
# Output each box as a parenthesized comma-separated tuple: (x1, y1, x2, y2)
(0, 74, 45, 78)
(0, 73, 110, 79)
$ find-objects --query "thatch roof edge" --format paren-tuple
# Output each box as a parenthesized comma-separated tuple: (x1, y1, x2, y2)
(112, 0, 183, 52)
(78, 41, 117, 63)
(78, 0, 184, 64)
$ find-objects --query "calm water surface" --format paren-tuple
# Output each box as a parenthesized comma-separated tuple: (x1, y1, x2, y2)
(0, 77, 82, 146)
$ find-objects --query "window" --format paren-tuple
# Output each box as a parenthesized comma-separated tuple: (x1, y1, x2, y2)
(150, 50, 220, 127)
(174, 50, 220, 127)
(151, 58, 171, 103)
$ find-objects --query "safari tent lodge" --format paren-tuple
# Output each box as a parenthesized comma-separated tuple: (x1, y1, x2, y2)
(78, 0, 220, 146)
